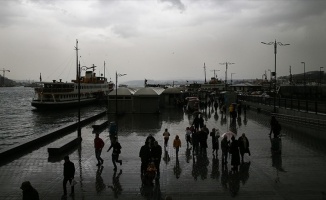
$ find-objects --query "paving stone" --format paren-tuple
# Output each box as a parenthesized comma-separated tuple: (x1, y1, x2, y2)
(0, 108, 325, 199)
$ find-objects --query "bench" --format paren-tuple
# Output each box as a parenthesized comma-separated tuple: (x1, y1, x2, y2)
(48, 137, 82, 157)
(92, 120, 108, 134)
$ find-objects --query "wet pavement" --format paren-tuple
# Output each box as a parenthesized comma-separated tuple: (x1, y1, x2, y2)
(0, 108, 326, 200)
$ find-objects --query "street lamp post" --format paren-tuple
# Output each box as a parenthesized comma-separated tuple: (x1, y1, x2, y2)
(74, 40, 82, 138)
(220, 62, 235, 91)
(115, 71, 127, 115)
(320, 67, 324, 86)
(261, 40, 290, 113)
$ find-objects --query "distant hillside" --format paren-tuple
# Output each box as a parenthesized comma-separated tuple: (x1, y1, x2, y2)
(0, 75, 17, 87)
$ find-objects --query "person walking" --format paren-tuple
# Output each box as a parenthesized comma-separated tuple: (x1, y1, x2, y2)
(185, 127, 192, 146)
(221, 135, 229, 164)
(151, 141, 162, 179)
(210, 128, 220, 155)
(229, 136, 240, 171)
(163, 128, 170, 147)
(193, 115, 200, 131)
(192, 129, 200, 155)
(199, 115, 205, 129)
(238, 133, 250, 163)
(139, 141, 151, 176)
(270, 116, 281, 138)
(20, 181, 39, 200)
(214, 100, 219, 112)
(199, 127, 209, 155)
(94, 133, 104, 166)
(63, 155, 75, 197)
(173, 135, 181, 158)
(107, 137, 122, 171)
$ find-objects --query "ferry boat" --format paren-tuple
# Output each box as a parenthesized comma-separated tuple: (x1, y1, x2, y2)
(31, 70, 114, 109)
(31, 40, 114, 109)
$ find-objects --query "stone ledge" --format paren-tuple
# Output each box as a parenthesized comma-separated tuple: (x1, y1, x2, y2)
(48, 137, 82, 156)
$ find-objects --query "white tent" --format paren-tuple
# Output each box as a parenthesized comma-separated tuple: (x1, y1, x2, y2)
(133, 87, 164, 113)
(108, 87, 136, 114)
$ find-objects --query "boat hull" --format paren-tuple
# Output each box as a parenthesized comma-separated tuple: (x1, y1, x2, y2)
(31, 98, 100, 110)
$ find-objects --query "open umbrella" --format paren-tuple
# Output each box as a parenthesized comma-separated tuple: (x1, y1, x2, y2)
(221, 131, 236, 140)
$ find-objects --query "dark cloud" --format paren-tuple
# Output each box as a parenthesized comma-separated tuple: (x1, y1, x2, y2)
(160, 0, 186, 11)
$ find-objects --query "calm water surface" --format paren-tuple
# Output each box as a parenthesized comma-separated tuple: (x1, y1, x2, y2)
(0, 86, 107, 150)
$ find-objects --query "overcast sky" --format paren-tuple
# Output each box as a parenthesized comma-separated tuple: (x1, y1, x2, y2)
(1, 0, 326, 83)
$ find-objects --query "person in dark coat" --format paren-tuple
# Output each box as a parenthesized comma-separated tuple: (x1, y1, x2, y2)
(199, 128, 208, 155)
(237, 103, 242, 117)
(229, 136, 240, 171)
(199, 115, 205, 129)
(107, 137, 122, 171)
(269, 116, 281, 138)
(238, 133, 250, 163)
(192, 129, 200, 155)
(151, 141, 162, 178)
(221, 135, 229, 164)
(20, 181, 39, 200)
(214, 100, 219, 112)
(139, 141, 151, 176)
(210, 128, 220, 155)
(192, 115, 200, 131)
(63, 155, 75, 197)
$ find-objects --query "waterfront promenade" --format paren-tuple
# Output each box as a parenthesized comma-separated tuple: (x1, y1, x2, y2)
(0, 108, 325, 200)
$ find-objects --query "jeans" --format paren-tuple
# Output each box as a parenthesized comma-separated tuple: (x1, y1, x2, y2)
(112, 154, 122, 169)
(63, 177, 74, 195)
(95, 149, 103, 164)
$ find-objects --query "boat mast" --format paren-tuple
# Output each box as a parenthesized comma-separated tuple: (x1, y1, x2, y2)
(75, 40, 79, 80)
(104, 61, 106, 79)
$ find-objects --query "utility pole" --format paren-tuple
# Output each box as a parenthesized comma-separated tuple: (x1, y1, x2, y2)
(261, 40, 290, 113)
(203, 63, 207, 83)
(219, 62, 235, 91)
(289, 66, 292, 85)
(1, 68, 10, 86)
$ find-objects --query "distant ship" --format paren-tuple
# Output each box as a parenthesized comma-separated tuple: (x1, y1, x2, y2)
(31, 40, 114, 109)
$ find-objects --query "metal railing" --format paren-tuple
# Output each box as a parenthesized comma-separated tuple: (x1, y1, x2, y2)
(239, 95, 326, 114)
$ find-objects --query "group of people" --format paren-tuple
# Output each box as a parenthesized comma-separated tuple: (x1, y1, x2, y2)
(60, 133, 123, 198)
(19, 108, 285, 199)
(139, 134, 163, 185)
(185, 114, 252, 171)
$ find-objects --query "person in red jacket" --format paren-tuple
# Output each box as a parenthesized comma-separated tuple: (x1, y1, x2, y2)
(94, 133, 105, 166)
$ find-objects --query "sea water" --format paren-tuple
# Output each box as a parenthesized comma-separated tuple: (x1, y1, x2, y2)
(0, 86, 107, 150)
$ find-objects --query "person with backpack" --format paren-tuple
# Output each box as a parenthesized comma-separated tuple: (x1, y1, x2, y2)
(94, 133, 104, 166)
(107, 137, 122, 171)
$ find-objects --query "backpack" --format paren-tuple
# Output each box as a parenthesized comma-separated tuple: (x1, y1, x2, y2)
(116, 142, 121, 154)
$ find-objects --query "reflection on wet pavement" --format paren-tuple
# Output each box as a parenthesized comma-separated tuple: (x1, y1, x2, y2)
(0, 107, 326, 199)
